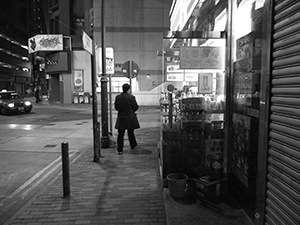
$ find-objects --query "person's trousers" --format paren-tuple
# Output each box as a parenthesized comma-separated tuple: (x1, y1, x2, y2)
(117, 129, 137, 152)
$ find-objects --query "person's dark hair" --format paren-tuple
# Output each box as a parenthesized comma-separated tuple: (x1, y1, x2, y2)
(122, 83, 130, 92)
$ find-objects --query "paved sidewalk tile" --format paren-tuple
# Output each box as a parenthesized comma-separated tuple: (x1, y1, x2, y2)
(8, 127, 166, 225)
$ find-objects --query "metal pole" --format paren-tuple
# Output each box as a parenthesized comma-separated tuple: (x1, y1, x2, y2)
(109, 74, 113, 135)
(129, 60, 132, 94)
(91, 27, 101, 162)
(101, 0, 110, 148)
(61, 142, 70, 198)
(168, 92, 173, 128)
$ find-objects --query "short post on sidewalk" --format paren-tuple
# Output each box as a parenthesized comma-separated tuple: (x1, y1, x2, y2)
(61, 142, 70, 197)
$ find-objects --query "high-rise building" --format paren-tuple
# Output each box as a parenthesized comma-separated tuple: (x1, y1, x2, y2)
(0, 0, 47, 95)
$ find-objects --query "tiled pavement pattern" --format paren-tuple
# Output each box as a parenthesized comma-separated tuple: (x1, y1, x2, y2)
(8, 126, 166, 225)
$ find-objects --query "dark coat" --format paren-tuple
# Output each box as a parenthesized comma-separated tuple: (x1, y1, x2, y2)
(114, 92, 140, 130)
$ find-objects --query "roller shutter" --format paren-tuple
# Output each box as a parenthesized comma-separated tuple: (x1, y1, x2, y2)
(266, 0, 300, 224)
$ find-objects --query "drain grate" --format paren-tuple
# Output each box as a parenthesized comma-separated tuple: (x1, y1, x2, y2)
(44, 144, 57, 148)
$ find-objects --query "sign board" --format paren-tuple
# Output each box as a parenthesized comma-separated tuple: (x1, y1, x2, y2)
(28, 34, 63, 53)
(185, 73, 198, 82)
(96, 47, 115, 75)
(74, 70, 84, 92)
(198, 73, 213, 94)
(180, 46, 224, 69)
(82, 31, 93, 55)
(166, 64, 197, 81)
(166, 73, 183, 81)
(121, 60, 139, 78)
(45, 52, 71, 74)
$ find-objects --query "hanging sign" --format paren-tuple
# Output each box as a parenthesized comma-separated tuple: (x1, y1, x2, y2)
(28, 34, 63, 53)
(82, 31, 93, 55)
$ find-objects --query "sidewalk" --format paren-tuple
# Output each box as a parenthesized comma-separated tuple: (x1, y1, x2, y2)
(3, 101, 253, 225)
(5, 125, 166, 225)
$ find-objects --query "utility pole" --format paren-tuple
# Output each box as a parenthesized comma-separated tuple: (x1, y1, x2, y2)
(87, 24, 101, 162)
(100, 0, 110, 148)
(91, 39, 101, 162)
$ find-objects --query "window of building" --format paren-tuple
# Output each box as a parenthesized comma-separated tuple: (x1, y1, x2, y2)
(50, 16, 59, 33)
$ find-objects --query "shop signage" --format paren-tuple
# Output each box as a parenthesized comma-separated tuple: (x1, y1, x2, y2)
(45, 52, 71, 74)
(28, 34, 63, 54)
(96, 47, 115, 75)
(180, 46, 224, 69)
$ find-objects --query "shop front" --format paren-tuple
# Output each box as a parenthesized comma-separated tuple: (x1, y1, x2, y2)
(160, 0, 228, 205)
(162, 0, 300, 224)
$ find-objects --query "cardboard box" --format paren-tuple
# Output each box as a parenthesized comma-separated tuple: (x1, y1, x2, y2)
(195, 176, 227, 201)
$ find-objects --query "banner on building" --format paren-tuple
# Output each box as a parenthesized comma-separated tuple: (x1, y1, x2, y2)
(28, 34, 63, 53)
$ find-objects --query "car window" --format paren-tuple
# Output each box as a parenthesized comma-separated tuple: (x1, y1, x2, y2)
(0, 93, 21, 100)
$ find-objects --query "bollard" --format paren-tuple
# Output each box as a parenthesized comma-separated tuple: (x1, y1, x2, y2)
(61, 142, 70, 197)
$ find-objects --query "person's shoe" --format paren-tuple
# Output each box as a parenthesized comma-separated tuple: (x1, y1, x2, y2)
(131, 144, 138, 150)
(118, 151, 123, 155)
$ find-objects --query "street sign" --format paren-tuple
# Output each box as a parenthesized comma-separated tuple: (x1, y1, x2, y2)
(96, 47, 115, 74)
(82, 31, 93, 55)
(121, 60, 139, 78)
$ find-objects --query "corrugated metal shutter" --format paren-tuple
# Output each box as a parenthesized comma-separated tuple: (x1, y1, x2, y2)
(266, 0, 300, 224)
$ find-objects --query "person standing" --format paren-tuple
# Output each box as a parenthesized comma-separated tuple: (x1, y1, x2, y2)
(114, 83, 140, 155)
(34, 86, 40, 103)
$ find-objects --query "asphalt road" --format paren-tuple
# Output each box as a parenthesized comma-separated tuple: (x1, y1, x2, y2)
(0, 103, 94, 223)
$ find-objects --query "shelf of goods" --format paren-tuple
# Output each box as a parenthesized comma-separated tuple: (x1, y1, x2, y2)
(159, 97, 225, 187)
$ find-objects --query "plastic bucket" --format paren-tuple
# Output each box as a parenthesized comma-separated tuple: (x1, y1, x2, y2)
(167, 173, 188, 199)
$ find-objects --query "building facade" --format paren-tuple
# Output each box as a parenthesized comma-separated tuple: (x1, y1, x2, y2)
(44, 0, 172, 104)
(93, 0, 172, 92)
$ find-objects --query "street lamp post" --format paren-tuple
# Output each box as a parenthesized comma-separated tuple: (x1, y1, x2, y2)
(100, 0, 110, 148)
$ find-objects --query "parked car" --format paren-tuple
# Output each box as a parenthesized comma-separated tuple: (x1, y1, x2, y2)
(0, 90, 33, 115)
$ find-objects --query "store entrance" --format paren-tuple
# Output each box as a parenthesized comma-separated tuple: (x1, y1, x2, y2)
(49, 74, 60, 103)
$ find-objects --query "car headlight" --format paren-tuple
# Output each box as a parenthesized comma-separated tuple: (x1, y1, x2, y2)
(24, 101, 32, 106)
(8, 103, 15, 108)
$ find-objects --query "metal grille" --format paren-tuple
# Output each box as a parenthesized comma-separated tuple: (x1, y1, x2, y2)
(266, 0, 300, 224)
